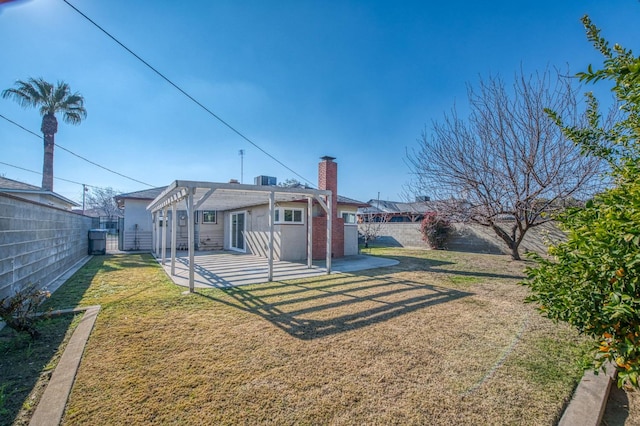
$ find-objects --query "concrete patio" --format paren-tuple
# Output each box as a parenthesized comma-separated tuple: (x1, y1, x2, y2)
(155, 251, 399, 288)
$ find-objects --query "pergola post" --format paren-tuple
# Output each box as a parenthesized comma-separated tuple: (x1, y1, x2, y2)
(326, 193, 332, 274)
(187, 188, 195, 292)
(171, 202, 177, 275)
(154, 211, 160, 256)
(307, 196, 313, 268)
(161, 206, 168, 265)
(268, 191, 275, 281)
(151, 212, 155, 254)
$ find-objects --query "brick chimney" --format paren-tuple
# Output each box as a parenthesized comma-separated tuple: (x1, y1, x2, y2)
(313, 156, 344, 259)
(318, 156, 338, 214)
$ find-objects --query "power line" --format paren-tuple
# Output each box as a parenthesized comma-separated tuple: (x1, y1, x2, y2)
(61, 0, 316, 188)
(0, 160, 102, 188)
(0, 113, 155, 187)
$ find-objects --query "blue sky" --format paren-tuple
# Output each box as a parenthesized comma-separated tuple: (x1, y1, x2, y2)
(0, 0, 638, 204)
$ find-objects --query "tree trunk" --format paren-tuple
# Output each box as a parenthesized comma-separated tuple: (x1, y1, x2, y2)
(490, 222, 522, 260)
(42, 134, 55, 191)
(511, 244, 521, 261)
(41, 113, 57, 192)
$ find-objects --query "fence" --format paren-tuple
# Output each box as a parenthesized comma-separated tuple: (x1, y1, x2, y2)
(0, 193, 95, 299)
(359, 222, 563, 255)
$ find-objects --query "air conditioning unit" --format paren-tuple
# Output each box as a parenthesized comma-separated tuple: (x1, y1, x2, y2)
(254, 175, 277, 186)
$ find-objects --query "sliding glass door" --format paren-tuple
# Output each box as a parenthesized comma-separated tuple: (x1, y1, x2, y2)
(230, 212, 245, 251)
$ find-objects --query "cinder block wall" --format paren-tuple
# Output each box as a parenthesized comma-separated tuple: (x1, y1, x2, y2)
(359, 222, 563, 255)
(0, 194, 94, 299)
(367, 223, 425, 248)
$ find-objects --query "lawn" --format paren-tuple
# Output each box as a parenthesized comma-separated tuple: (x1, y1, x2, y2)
(0, 313, 83, 426)
(18, 248, 594, 424)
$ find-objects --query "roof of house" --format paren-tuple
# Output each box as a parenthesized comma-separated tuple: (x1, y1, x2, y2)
(76, 207, 124, 218)
(337, 195, 368, 207)
(359, 199, 432, 214)
(117, 185, 367, 209)
(0, 176, 41, 191)
(114, 187, 165, 208)
(115, 187, 165, 200)
(0, 176, 80, 207)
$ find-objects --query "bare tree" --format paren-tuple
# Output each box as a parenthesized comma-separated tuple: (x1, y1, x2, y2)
(406, 68, 607, 260)
(86, 187, 122, 222)
(358, 210, 390, 248)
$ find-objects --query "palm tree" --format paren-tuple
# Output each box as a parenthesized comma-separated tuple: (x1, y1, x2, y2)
(2, 78, 86, 191)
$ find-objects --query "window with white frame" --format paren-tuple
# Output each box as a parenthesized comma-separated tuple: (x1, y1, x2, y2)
(341, 211, 357, 224)
(275, 207, 304, 224)
(202, 210, 217, 224)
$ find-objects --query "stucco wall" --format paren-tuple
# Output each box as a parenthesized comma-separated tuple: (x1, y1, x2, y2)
(0, 193, 94, 299)
(195, 210, 224, 250)
(239, 203, 311, 261)
(344, 224, 359, 256)
(279, 223, 308, 261)
(122, 199, 154, 251)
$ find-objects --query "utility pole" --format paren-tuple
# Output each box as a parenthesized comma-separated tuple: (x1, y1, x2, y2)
(239, 149, 245, 184)
(82, 184, 87, 214)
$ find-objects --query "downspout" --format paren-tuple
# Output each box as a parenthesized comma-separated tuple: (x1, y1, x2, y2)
(161, 206, 168, 265)
(268, 191, 275, 281)
(187, 187, 195, 293)
(326, 193, 332, 274)
(307, 196, 313, 269)
(171, 202, 177, 276)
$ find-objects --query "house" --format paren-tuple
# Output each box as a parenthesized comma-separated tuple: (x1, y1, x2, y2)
(0, 176, 79, 210)
(117, 157, 367, 260)
(358, 197, 433, 223)
(114, 187, 166, 250)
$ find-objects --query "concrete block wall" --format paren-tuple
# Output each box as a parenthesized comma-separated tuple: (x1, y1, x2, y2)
(366, 223, 425, 248)
(360, 221, 563, 255)
(0, 193, 94, 299)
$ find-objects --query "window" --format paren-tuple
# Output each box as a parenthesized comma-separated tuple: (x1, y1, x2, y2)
(202, 210, 217, 224)
(341, 211, 357, 224)
(275, 208, 304, 224)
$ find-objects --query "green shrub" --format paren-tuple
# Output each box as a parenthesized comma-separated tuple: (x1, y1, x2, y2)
(421, 212, 451, 249)
(523, 15, 640, 388)
(524, 166, 640, 386)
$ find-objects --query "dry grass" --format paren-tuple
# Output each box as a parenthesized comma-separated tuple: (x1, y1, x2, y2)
(43, 249, 590, 425)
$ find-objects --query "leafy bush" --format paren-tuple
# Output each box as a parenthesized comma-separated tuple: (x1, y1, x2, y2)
(523, 15, 640, 388)
(420, 212, 450, 249)
(0, 284, 50, 338)
(524, 166, 640, 386)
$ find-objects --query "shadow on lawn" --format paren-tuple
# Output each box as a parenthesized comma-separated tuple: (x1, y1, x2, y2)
(378, 254, 526, 280)
(43, 254, 156, 310)
(197, 274, 472, 340)
(0, 314, 78, 426)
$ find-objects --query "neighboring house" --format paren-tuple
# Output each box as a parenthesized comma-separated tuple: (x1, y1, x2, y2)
(358, 197, 433, 223)
(0, 176, 79, 210)
(115, 187, 165, 251)
(117, 156, 367, 260)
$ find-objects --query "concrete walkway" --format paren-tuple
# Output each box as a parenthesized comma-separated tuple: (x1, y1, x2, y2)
(155, 251, 399, 288)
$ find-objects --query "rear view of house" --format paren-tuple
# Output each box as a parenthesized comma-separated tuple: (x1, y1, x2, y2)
(117, 157, 366, 261)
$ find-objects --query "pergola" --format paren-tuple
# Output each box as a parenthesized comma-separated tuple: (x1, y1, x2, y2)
(147, 180, 333, 292)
